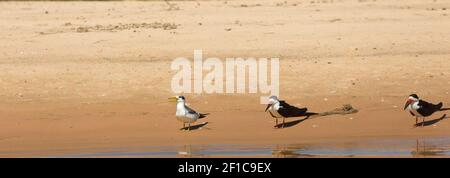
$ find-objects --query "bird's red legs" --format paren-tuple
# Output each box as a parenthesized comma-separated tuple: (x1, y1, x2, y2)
(275, 118, 278, 127)
(282, 118, 285, 128)
(188, 123, 191, 131)
(422, 118, 425, 127)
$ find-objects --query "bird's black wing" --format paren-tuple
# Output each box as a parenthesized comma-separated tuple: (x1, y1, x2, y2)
(278, 100, 308, 118)
(417, 100, 442, 117)
(199, 113, 209, 118)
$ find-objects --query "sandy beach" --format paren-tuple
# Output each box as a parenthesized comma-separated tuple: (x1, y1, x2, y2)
(0, 0, 450, 157)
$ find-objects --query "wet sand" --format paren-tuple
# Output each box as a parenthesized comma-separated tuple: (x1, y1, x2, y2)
(1, 0, 450, 157)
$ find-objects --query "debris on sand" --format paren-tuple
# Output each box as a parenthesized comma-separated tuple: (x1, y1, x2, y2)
(76, 27, 89, 33)
(329, 18, 342, 23)
(238, 4, 261, 8)
(276, 1, 288, 7)
(165, 0, 180, 11)
(74, 22, 179, 33)
(318, 104, 358, 116)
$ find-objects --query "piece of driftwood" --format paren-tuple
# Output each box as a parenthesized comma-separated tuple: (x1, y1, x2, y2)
(318, 104, 358, 116)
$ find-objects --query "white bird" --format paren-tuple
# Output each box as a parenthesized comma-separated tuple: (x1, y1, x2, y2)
(168, 96, 208, 131)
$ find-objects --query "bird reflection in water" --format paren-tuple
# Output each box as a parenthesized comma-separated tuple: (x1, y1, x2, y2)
(411, 139, 449, 157)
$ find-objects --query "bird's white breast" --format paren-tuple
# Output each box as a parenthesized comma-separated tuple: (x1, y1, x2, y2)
(176, 102, 198, 123)
(176, 102, 186, 116)
(269, 102, 283, 118)
(407, 102, 423, 117)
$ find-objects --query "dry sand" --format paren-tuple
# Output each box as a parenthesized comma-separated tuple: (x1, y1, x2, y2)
(0, 0, 450, 157)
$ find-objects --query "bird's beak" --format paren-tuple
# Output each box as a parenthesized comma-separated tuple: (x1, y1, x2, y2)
(404, 99, 413, 110)
(168, 96, 178, 102)
(265, 104, 273, 112)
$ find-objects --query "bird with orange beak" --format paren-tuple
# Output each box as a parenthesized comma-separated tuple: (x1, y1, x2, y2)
(404, 94, 443, 127)
(265, 96, 312, 128)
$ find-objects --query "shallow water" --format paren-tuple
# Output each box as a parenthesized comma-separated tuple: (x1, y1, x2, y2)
(52, 136, 450, 158)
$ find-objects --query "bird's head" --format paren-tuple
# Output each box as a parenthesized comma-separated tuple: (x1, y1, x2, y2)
(265, 96, 280, 112)
(168, 95, 186, 103)
(404, 94, 419, 110)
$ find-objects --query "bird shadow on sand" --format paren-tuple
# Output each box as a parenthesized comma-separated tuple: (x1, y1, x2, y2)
(181, 122, 209, 131)
(274, 113, 317, 129)
(414, 114, 448, 127)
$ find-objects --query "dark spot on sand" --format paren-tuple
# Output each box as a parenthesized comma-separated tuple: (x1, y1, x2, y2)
(329, 18, 342, 23)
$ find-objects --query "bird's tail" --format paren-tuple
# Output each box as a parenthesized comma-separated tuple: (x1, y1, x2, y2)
(199, 113, 209, 119)
(436, 102, 443, 110)
(436, 102, 450, 111)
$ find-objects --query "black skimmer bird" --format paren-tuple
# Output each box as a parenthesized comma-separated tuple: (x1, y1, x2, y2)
(265, 96, 310, 128)
(404, 94, 443, 127)
(168, 96, 208, 131)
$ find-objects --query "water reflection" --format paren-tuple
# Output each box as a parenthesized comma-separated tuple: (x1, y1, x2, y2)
(272, 145, 315, 158)
(411, 139, 450, 157)
(185, 138, 450, 158)
(55, 137, 450, 158)
(271, 138, 450, 158)
(177, 145, 208, 158)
